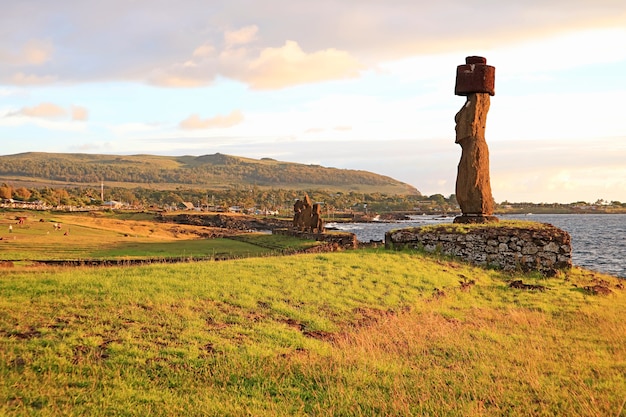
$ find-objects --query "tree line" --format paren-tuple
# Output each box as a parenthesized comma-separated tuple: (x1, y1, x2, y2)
(0, 183, 453, 214)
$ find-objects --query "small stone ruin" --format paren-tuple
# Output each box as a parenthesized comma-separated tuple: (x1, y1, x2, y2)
(273, 193, 357, 249)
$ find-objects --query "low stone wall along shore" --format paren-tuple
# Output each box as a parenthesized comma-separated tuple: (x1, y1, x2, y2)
(385, 223, 572, 276)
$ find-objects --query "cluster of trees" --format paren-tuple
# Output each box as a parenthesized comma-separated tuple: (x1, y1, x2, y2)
(5, 180, 623, 215)
(1, 184, 77, 206)
(499, 200, 626, 213)
(0, 182, 454, 214)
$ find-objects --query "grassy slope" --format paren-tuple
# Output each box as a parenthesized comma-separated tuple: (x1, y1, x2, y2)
(0, 250, 624, 416)
(0, 152, 418, 195)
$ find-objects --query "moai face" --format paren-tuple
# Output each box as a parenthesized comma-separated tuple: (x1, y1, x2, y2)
(454, 94, 490, 144)
(454, 99, 471, 143)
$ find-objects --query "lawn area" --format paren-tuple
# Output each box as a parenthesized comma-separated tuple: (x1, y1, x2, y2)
(0, 211, 318, 261)
(0, 249, 624, 416)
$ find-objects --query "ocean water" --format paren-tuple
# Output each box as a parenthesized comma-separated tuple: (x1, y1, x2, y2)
(326, 214, 626, 278)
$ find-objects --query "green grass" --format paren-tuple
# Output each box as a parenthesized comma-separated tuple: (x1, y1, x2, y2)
(416, 220, 550, 234)
(1, 249, 624, 416)
(89, 238, 272, 259)
(0, 212, 318, 261)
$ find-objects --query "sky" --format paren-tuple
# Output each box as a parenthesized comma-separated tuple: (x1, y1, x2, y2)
(1, 1, 626, 204)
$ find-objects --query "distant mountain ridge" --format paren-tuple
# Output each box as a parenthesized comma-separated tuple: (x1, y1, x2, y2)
(0, 152, 420, 195)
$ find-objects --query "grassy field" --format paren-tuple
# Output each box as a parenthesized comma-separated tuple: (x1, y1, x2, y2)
(0, 211, 319, 262)
(0, 246, 624, 416)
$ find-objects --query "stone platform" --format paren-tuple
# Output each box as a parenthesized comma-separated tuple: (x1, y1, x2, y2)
(385, 223, 572, 276)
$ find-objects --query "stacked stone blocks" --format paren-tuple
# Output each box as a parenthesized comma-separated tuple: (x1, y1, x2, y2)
(385, 224, 572, 276)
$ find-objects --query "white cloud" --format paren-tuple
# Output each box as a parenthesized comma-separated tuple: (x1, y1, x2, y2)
(71, 105, 89, 121)
(10, 102, 67, 119)
(0, 87, 27, 97)
(149, 31, 363, 89)
(243, 40, 363, 89)
(5, 102, 91, 123)
(2, 2, 625, 88)
(0, 39, 53, 66)
(1, 1, 626, 87)
(21, 39, 54, 65)
(148, 72, 210, 88)
(10, 72, 57, 85)
(192, 43, 215, 59)
(179, 110, 244, 130)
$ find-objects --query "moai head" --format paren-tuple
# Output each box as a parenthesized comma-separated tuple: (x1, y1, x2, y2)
(303, 193, 312, 208)
(293, 199, 304, 213)
(454, 56, 495, 96)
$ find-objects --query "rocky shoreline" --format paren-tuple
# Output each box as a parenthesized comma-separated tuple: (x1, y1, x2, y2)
(156, 213, 291, 232)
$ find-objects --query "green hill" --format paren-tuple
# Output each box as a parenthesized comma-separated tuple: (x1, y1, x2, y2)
(0, 152, 419, 195)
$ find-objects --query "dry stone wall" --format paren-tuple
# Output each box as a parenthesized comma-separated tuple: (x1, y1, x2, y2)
(385, 224, 572, 276)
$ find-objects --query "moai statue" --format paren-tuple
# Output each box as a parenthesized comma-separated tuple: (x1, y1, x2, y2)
(299, 194, 313, 231)
(293, 194, 314, 231)
(310, 203, 324, 233)
(292, 199, 304, 229)
(453, 56, 498, 223)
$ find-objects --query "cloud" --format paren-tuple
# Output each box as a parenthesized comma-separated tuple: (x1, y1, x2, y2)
(149, 30, 363, 89)
(242, 41, 363, 89)
(224, 25, 258, 47)
(304, 126, 352, 134)
(71, 105, 89, 121)
(147, 73, 209, 88)
(0, 87, 27, 97)
(0, 39, 53, 66)
(72, 142, 104, 151)
(21, 39, 54, 65)
(10, 72, 57, 85)
(192, 43, 215, 59)
(2, 1, 625, 88)
(6, 102, 90, 122)
(179, 110, 244, 130)
(11, 102, 67, 119)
